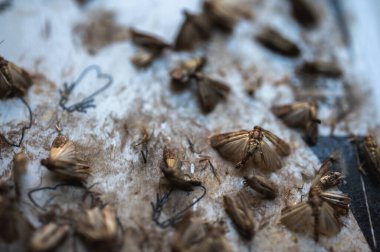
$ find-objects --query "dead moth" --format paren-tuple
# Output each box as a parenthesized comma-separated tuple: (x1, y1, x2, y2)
(244, 174, 278, 199)
(255, 27, 300, 57)
(170, 57, 206, 90)
(223, 193, 254, 240)
(202, 0, 237, 33)
(41, 134, 91, 183)
(297, 60, 343, 78)
(271, 101, 321, 145)
(280, 153, 350, 241)
(354, 134, 380, 183)
(174, 11, 214, 51)
(162, 147, 202, 191)
(194, 72, 230, 113)
(76, 205, 121, 248)
(12, 152, 28, 199)
(29, 222, 70, 252)
(0, 56, 33, 99)
(130, 28, 171, 67)
(210, 126, 290, 171)
(289, 0, 319, 28)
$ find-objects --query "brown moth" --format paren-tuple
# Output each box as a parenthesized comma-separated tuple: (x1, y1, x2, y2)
(244, 175, 278, 199)
(174, 11, 213, 51)
(170, 57, 206, 90)
(255, 27, 300, 57)
(210, 126, 290, 170)
(297, 60, 343, 78)
(271, 101, 321, 145)
(130, 28, 170, 67)
(29, 222, 70, 252)
(76, 205, 120, 246)
(0, 56, 33, 99)
(194, 72, 230, 113)
(203, 0, 237, 33)
(162, 147, 202, 191)
(12, 152, 28, 199)
(280, 153, 350, 241)
(40, 134, 91, 182)
(354, 134, 380, 183)
(289, 0, 318, 28)
(223, 193, 254, 240)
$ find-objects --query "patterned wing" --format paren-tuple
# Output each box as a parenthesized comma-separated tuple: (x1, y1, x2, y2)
(209, 130, 250, 162)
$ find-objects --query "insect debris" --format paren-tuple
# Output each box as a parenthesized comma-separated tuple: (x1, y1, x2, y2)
(280, 152, 350, 241)
(170, 57, 206, 90)
(40, 134, 91, 183)
(59, 65, 113, 113)
(130, 28, 171, 67)
(255, 27, 301, 57)
(210, 125, 290, 171)
(223, 193, 255, 241)
(296, 60, 343, 78)
(289, 0, 319, 28)
(134, 127, 152, 164)
(271, 101, 321, 145)
(244, 174, 278, 200)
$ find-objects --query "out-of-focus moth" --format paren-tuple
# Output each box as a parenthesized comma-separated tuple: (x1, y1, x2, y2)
(170, 57, 206, 90)
(210, 126, 290, 170)
(162, 147, 202, 191)
(255, 27, 300, 57)
(76, 205, 121, 247)
(0, 56, 33, 99)
(289, 0, 318, 28)
(40, 134, 91, 183)
(12, 152, 28, 199)
(130, 28, 171, 67)
(280, 153, 350, 241)
(223, 193, 254, 240)
(29, 222, 70, 252)
(354, 134, 380, 183)
(271, 101, 321, 145)
(297, 60, 343, 78)
(196, 224, 232, 252)
(194, 72, 230, 113)
(174, 11, 213, 51)
(244, 175, 278, 199)
(203, 0, 237, 33)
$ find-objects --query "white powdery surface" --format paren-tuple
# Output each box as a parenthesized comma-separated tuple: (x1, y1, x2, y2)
(0, 0, 374, 251)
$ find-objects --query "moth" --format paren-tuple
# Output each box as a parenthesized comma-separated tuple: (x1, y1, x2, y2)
(271, 101, 321, 145)
(223, 193, 254, 240)
(174, 11, 213, 51)
(29, 222, 70, 252)
(12, 152, 28, 199)
(170, 57, 206, 90)
(76, 205, 121, 246)
(196, 225, 232, 252)
(210, 126, 290, 170)
(40, 134, 91, 183)
(289, 0, 318, 28)
(162, 147, 202, 191)
(202, 0, 237, 33)
(255, 27, 300, 57)
(244, 174, 278, 199)
(130, 28, 171, 67)
(0, 56, 33, 99)
(354, 134, 380, 183)
(297, 60, 343, 78)
(280, 153, 350, 241)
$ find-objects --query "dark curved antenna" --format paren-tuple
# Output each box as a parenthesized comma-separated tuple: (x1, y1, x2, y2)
(0, 97, 33, 147)
(59, 65, 113, 113)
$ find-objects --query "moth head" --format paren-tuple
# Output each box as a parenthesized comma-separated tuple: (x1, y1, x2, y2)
(252, 126, 263, 139)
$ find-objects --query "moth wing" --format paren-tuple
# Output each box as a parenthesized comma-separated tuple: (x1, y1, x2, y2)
(261, 128, 290, 156)
(320, 191, 351, 210)
(197, 75, 230, 113)
(50, 141, 77, 163)
(174, 15, 204, 51)
(209, 131, 250, 162)
(280, 202, 313, 233)
(272, 103, 310, 127)
(253, 140, 282, 171)
(318, 202, 341, 236)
